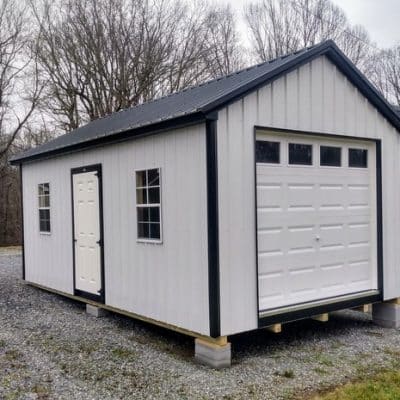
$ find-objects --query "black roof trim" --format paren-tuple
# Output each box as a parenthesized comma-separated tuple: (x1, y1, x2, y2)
(11, 40, 400, 164)
(12, 112, 205, 165)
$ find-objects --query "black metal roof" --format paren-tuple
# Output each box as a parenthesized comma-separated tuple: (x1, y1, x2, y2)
(11, 40, 400, 164)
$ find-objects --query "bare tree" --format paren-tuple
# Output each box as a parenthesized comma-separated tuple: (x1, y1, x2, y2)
(367, 45, 400, 106)
(34, 0, 175, 131)
(244, 0, 372, 68)
(0, 0, 42, 159)
(0, 0, 43, 246)
(203, 4, 244, 78)
(245, 0, 299, 61)
(32, 0, 244, 132)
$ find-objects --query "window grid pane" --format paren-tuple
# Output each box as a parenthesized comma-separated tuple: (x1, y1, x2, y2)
(349, 148, 368, 168)
(135, 169, 161, 241)
(320, 146, 341, 167)
(255, 140, 280, 164)
(38, 183, 51, 233)
(289, 143, 313, 165)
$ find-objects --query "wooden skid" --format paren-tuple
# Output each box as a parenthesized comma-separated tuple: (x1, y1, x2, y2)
(353, 304, 371, 313)
(311, 313, 329, 322)
(266, 324, 282, 333)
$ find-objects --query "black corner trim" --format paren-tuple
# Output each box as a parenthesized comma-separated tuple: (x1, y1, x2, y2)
(71, 163, 105, 304)
(206, 117, 221, 338)
(376, 140, 384, 296)
(19, 164, 25, 280)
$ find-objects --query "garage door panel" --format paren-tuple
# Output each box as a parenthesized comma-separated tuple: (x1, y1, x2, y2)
(257, 184, 284, 208)
(256, 133, 378, 312)
(319, 188, 351, 205)
(287, 227, 315, 251)
(258, 252, 316, 275)
(348, 225, 370, 245)
(257, 230, 283, 253)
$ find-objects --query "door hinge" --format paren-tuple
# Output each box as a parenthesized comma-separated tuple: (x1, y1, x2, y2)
(96, 239, 103, 246)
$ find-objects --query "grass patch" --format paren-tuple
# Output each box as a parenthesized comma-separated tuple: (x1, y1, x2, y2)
(313, 367, 328, 376)
(309, 370, 400, 400)
(275, 369, 295, 379)
(111, 347, 136, 359)
(4, 350, 22, 361)
(364, 330, 384, 338)
(315, 354, 334, 367)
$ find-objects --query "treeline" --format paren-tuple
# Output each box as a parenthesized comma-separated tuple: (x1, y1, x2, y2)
(1, 0, 399, 245)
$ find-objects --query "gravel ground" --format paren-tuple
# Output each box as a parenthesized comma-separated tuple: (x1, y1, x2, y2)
(1, 248, 400, 400)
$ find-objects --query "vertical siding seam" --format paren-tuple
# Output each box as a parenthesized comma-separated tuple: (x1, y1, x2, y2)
(296, 68, 300, 130)
(284, 75, 288, 127)
(309, 62, 313, 131)
(270, 82, 274, 126)
(333, 65, 337, 133)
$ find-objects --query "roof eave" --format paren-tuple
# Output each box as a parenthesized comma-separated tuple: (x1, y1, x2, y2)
(10, 111, 207, 165)
(199, 40, 400, 133)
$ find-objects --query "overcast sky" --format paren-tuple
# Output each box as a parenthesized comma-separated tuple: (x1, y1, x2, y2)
(217, 0, 399, 49)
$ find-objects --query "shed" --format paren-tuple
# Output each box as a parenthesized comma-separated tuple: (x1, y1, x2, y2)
(11, 40, 400, 368)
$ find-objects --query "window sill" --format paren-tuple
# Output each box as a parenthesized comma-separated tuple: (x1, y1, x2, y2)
(39, 231, 51, 235)
(137, 238, 163, 245)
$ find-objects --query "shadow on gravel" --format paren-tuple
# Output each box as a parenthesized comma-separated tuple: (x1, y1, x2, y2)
(230, 311, 374, 360)
(33, 283, 375, 364)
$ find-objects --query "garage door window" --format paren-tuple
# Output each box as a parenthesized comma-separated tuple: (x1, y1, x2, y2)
(136, 168, 162, 242)
(349, 148, 368, 168)
(256, 141, 280, 164)
(289, 143, 312, 165)
(320, 146, 341, 167)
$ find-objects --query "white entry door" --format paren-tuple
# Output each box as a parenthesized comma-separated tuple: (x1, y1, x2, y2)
(256, 132, 378, 312)
(72, 167, 103, 297)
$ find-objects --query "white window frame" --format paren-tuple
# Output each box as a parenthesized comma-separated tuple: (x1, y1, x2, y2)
(135, 168, 162, 244)
(38, 183, 51, 234)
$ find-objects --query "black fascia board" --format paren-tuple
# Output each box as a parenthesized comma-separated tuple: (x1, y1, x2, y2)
(10, 112, 206, 165)
(200, 40, 400, 132)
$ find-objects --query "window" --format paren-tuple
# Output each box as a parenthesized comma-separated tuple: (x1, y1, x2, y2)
(136, 168, 161, 241)
(349, 148, 368, 168)
(38, 183, 50, 233)
(320, 146, 341, 167)
(289, 143, 313, 165)
(256, 140, 280, 164)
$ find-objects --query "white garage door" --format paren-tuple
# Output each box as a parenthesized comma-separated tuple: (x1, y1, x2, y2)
(256, 131, 378, 312)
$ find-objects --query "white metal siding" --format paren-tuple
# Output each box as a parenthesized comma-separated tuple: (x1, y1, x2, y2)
(22, 124, 210, 335)
(218, 55, 400, 336)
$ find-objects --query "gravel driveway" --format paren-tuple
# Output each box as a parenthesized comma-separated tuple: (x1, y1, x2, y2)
(1, 248, 399, 400)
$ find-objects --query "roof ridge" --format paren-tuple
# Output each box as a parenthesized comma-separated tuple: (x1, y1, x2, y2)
(19, 39, 397, 166)
(108, 42, 325, 119)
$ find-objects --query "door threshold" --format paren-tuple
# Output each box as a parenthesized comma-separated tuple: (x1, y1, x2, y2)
(259, 290, 380, 319)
